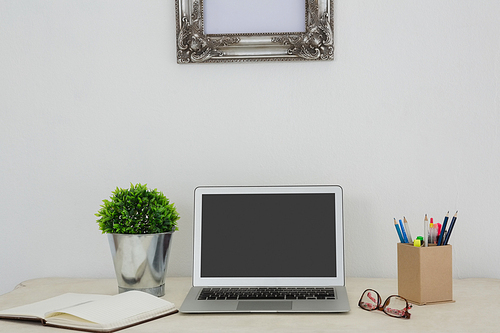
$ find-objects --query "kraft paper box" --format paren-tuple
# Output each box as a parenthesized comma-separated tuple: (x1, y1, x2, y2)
(397, 243, 453, 305)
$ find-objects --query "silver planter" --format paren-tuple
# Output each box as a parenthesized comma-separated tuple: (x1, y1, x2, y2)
(107, 232, 174, 297)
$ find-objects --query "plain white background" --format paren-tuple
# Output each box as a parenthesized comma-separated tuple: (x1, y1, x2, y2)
(1, 0, 499, 296)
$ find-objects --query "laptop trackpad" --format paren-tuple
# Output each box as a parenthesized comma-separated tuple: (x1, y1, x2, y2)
(237, 301, 293, 311)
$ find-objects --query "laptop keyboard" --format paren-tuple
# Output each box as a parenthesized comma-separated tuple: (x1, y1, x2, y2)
(198, 287, 336, 300)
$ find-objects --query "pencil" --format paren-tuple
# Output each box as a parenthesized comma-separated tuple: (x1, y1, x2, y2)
(394, 218, 404, 243)
(399, 219, 409, 243)
(437, 211, 449, 246)
(443, 211, 458, 245)
(403, 216, 413, 243)
(424, 214, 429, 247)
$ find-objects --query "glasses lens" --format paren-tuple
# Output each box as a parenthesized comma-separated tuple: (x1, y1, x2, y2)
(383, 296, 408, 317)
(359, 290, 378, 310)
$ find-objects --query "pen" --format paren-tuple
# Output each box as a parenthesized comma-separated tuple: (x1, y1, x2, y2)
(399, 219, 409, 243)
(443, 211, 458, 245)
(403, 216, 413, 243)
(437, 211, 449, 246)
(394, 218, 404, 243)
(424, 214, 429, 247)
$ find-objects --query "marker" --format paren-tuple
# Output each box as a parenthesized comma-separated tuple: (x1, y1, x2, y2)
(424, 214, 429, 247)
(403, 216, 413, 243)
(413, 239, 421, 247)
(430, 218, 438, 245)
(443, 211, 458, 245)
(399, 219, 409, 243)
(394, 218, 404, 243)
(437, 211, 449, 246)
(429, 218, 434, 244)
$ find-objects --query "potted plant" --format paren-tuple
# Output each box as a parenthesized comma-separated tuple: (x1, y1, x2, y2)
(96, 183, 180, 297)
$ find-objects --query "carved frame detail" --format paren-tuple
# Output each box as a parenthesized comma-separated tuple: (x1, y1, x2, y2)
(175, 0, 334, 63)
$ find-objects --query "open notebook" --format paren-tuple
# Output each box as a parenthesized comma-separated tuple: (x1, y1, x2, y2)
(0, 291, 178, 332)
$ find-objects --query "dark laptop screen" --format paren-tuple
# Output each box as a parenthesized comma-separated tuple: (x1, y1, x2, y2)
(200, 193, 337, 278)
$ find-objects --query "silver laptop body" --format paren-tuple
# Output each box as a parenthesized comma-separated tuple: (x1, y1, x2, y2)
(180, 185, 350, 313)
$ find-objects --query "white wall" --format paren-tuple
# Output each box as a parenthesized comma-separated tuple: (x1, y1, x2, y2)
(1, 0, 499, 296)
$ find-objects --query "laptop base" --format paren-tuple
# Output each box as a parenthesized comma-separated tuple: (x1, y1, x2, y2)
(180, 286, 350, 313)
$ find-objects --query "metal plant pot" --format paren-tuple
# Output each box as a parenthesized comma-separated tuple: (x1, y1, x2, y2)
(107, 232, 174, 297)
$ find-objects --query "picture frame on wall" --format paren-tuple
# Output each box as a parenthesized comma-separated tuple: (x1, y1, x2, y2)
(175, 0, 334, 63)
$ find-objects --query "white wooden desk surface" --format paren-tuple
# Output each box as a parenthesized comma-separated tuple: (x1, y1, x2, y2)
(0, 277, 499, 332)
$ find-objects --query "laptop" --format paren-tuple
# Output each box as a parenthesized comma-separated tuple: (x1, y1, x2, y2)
(179, 185, 350, 313)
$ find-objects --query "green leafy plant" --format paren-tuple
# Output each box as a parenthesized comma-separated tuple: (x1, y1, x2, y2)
(96, 183, 179, 234)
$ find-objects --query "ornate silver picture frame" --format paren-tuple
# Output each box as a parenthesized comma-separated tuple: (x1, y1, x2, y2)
(175, 0, 334, 63)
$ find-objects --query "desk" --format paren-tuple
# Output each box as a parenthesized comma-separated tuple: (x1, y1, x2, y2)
(0, 277, 499, 332)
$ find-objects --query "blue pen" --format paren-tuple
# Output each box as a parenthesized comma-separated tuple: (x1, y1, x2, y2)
(394, 218, 404, 243)
(437, 211, 449, 246)
(443, 211, 458, 245)
(399, 219, 409, 243)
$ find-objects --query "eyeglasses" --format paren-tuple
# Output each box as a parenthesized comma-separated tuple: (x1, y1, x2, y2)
(358, 289, 412, 319)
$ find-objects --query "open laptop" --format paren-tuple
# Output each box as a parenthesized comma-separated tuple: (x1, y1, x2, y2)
(179, 185, 350, 313)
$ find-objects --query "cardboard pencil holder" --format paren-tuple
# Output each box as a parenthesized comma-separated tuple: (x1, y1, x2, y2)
(397, 243, 453, 305)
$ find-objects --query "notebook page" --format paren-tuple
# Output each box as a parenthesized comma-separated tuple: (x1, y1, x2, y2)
(0, 293, 109, 319)
(45, 291, 175, 325)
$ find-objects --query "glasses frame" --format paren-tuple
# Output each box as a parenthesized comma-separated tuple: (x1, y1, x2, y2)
(358, 289, 412, 319)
